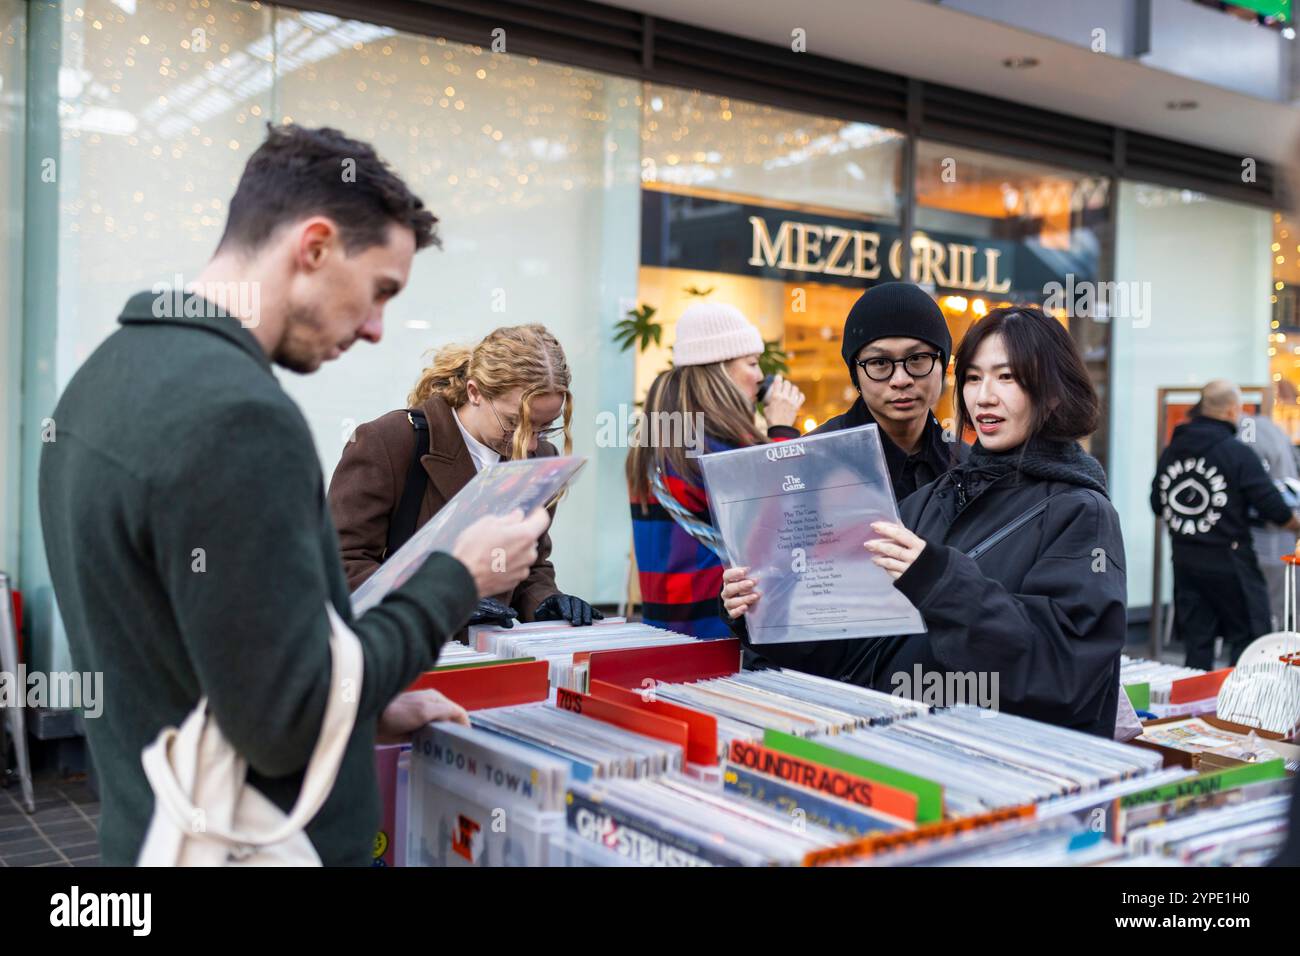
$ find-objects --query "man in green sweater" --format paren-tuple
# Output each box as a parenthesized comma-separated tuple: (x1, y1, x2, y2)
(38, 124, 549, 866)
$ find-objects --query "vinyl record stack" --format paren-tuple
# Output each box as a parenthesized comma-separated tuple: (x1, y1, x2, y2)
(398, 635, 1297, 867)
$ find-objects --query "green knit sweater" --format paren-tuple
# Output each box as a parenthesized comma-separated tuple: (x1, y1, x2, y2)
(39, 291, 477, 865)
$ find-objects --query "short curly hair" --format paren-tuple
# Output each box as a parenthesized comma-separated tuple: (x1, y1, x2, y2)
(217, 123, 438, 255)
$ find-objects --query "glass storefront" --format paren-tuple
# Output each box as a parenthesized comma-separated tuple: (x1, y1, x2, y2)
(16, 0, 642, 669)
(1269, 210, 1300, 440)
(1112, 182, 1273, 608)
(0, 0, 23, 578)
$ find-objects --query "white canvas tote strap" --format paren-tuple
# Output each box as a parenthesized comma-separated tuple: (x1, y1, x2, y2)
(141, 603, 365, 849)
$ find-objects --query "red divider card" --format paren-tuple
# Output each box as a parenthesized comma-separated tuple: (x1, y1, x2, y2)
(407, 659, 549, 710)
(554, 687, 689, 757)
(1169, 667, 1232, 704)
(588, 679, 719, 766)
(585, 638, 742, 689)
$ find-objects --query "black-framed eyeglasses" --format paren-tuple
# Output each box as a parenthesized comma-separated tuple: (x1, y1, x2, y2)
(487, 400, 565, 441)
(854, 352, 942, 382)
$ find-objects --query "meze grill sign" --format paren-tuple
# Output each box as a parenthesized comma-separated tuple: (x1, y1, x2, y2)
(748, 216, 1011, 293)
(640, 188, 1015, 293)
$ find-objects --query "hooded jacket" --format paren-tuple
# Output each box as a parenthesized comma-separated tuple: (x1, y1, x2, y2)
(741, 439, 1127, 737)
(1150, 414, 1292, 558)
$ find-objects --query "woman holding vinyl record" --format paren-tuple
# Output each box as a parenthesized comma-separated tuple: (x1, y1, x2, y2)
(628, 302, 805, 638)
(328, 323, 601, 629)
(722, 307, 1127, 737)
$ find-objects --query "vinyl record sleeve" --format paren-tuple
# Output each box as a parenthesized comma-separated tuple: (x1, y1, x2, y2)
(351, 455, 586, 615)
(698, 424, 925, 644)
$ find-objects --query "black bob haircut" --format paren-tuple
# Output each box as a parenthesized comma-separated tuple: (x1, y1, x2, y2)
(217, 124, 439, 255)
(954, 306, 1099, 443)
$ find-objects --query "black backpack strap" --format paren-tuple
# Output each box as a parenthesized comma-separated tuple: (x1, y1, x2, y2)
(384, 410, 429, 561)
(965, 492, 1061, 560)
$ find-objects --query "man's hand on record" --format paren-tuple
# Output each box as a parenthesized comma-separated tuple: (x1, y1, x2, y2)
(721, 565, 761, 618)
(376, 689, 469, 744)
(865, 521, 926, 580)
(451, 507, 550, 598)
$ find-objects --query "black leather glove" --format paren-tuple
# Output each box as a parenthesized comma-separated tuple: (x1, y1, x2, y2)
(466, 596, 518, 629)
(533, 593, 604, 627)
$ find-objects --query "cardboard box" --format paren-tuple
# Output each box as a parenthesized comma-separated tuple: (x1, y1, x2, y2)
(1130, 713, 1297, 770)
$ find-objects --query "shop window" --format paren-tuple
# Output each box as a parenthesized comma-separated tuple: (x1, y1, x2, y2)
(1269, 211, 1300, 442)
(638, 85, 905, 431)
(915, 141, 1112, 459)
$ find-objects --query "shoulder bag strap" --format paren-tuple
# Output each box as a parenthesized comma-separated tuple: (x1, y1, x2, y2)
(384, 409, 430, 561)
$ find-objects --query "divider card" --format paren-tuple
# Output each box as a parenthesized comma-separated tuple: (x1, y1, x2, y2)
(761, 729, 942, 823)
(1116, 759, 1288, 810)
(352, 455, 587, 615)
(723, 763, 910, 838)
(408, 659, 550, 709)
(554, 687, 690, 759)
(698, 424, 925, 644)
(588, 679, 720, 766)
(728, 739, 918, 822)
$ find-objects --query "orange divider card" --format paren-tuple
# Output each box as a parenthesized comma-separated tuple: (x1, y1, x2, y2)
(728, 739, 918, 823)
(802, 804, 1036, 867)
(407, 659, 550, 711)
(585, 638, 742, 688)
(588, 679, 720, 766)
(1169, 667, 1232, 704)
(554, 687, 689, 757)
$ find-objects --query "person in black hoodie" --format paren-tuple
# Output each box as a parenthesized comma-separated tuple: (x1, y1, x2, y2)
(725, 307, 1127, 737)
(1150, 380, 1300, 669)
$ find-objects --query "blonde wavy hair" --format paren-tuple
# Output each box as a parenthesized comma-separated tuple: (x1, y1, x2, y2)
(409, 324, 574, 461)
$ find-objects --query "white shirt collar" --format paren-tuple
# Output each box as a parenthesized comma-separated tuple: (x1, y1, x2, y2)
(453, 407, 503, 473)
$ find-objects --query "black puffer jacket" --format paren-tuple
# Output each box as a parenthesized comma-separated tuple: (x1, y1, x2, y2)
(742, 439, 1127, 737)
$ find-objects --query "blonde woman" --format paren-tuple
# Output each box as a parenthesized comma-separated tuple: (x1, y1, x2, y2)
(626, 302, 804, 637)
(329, 324, 601, 627)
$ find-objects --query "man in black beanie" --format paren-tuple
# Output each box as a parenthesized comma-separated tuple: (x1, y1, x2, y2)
(812, 281, 964, 500)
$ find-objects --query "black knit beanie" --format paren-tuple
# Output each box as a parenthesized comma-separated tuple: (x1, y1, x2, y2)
(840, 282, 952, 376)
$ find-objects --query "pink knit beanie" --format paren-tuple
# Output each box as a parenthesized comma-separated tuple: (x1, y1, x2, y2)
(671, 302, 765, 367)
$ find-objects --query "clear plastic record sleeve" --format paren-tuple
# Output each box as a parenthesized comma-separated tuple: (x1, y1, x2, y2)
(698, 423, 924, 644)
(351, 455, 587, 615)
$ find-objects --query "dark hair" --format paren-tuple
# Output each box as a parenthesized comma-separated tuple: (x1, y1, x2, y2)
(216, 124, 439, 255)
(954, 307, 1099, 442)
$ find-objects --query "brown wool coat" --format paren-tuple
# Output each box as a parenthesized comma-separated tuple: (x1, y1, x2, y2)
(327, 392, 560, 619)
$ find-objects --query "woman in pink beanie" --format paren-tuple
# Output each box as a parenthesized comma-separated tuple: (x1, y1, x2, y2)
(626, 302, 804, 637)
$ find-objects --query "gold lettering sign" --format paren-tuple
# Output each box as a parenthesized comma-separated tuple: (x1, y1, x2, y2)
(750, 216, 1009, 292)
